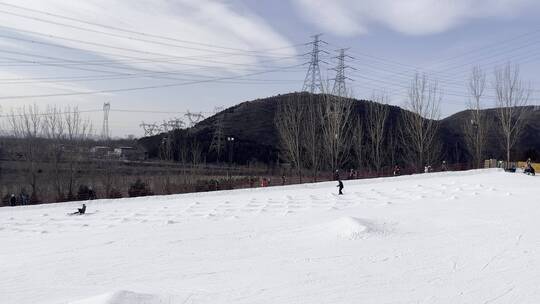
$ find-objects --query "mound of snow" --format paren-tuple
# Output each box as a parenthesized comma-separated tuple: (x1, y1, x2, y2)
(326, 217, 376, 240)
(69, 290, 173, 304)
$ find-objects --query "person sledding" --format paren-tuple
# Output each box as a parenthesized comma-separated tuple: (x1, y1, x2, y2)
(70, 204, 86, 215)
(337, 179, 344, 195)
(524, 163, 536, 176)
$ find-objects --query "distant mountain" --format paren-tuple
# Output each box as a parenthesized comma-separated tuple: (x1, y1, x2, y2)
(139, 93, 540, 167)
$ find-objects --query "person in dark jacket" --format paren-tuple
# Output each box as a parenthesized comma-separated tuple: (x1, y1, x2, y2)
(9, 194, 16, 206)
(333, 170, 341, 181)
(337, 179, 344, 195)
(70, 204, 86, 215)
(88, 187, 97, 200)
(441, 161, 448, 172)
(393, 165, 401, 176)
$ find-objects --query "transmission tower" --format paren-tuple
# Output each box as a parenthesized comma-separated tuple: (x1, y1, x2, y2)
(209, 114, 225, 162)
(331, 48, 355, 97)
(185, 111, 205, 128)
(302, 34, 328, 94)
(167, 118, 185, 131)
(213, 106, 224, 114)
(140, 122, 160, 137)
(101, 102, 111, 140)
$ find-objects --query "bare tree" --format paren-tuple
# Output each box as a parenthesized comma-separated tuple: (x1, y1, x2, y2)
(463, 66, 490, 169)
(353, 115, 365, 171)
(401, 73, 441, 172)
(64, 107, 92, 199)
(321, 93, 354, 171)
(43, 106, 66, 200)
(494, 63, 530, 167)
(301, 93, 323, 181)
(386, 122, 399, 168)
(9, 105, 43, 202)
(159, 136, 173, 161)
(366, 93, 390, 174)
(275, 95, 304, 179)
(190, 139, 202, 166)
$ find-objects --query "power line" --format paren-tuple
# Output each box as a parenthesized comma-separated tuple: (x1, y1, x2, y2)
(0, 26, 303, 71)
(336, 30, 540, 86)
(0, 63, 304, 100)
(0, 8, 304, 59)
(0, 1, 303, 56)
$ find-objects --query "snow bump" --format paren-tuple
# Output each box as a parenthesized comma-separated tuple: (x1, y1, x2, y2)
(69, 290, 180, 304)
(326, 217, 380, 240)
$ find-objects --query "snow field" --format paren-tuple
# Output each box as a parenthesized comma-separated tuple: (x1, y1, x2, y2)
(1, 169, 539, 303)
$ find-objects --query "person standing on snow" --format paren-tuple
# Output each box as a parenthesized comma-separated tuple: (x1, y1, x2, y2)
(9, 194, 16, 206)
(334, 170, 340, 181)
(337, 179, 344, 195)
(393, 165, 401, 176)
(441, 161, 448, 172)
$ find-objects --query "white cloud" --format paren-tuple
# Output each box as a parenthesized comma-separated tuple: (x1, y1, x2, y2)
(0, 0, 298, 72)
(0, 0, 299, 135)
(292, 0, 539, 36)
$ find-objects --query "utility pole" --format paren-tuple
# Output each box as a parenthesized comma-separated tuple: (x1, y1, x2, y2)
(331, 48, 355, 97)
(227, 136, 235, 180)
(210, 114, 225, 162)
(101, 102, 111, 140)
(227, 136, 235, 165)
(302, 34, 328, 94)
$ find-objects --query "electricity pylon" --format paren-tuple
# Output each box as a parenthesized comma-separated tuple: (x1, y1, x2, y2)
(302, 34, 328, 94)
(331, 48, 355, 97)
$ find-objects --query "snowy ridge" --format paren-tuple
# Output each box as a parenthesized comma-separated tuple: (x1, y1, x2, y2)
(1, 169, 539, 303)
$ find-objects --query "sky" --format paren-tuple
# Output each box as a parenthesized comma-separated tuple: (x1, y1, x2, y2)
(0, 0, 539, 137)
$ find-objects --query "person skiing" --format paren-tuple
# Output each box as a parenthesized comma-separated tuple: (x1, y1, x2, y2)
(71, 204, 86, 215)
(337, 179, 344, 195)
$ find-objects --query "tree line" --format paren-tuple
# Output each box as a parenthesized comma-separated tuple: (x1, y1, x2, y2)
(276, 63, 532, 178)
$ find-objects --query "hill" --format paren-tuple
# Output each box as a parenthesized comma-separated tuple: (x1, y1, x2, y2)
(140, 93, 540, 167)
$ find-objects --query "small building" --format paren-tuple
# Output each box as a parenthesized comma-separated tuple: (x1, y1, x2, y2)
(111, 146, 145, 161)
(90, 146, 112, 157)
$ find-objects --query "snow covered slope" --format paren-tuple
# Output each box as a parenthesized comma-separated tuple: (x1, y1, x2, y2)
(1, 169, 539, 303)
